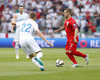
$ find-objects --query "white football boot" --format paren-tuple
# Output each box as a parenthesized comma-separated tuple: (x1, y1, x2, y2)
(85, 54, 89, 65)
(72, 64, 80, 68)
(26, 55, 30, 59)
(16, 54, 19, 59)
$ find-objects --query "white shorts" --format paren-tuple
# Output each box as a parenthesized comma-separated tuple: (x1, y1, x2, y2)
(14, 27, 20, 43)
(20, 38, 41, 56)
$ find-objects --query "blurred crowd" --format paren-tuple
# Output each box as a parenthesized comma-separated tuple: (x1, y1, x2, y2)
(0, 0, 100, 37)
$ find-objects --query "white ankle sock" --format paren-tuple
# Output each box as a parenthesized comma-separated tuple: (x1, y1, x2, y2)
(36, 52, 43, 59)
(31, 57, 42, 68)
(15, 42, 19, 55)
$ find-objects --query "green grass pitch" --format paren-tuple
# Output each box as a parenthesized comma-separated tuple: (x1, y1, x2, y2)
(0, 48, 100, 80)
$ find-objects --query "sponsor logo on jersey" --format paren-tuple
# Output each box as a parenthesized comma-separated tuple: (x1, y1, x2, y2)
(73, 24, 77, 28)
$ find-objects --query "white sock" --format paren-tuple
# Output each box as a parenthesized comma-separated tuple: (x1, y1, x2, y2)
(31, 57, 42, 68)
(26, 55, 30, 58)
(15, 42, 19, 56)
(36, 52, 43, 59)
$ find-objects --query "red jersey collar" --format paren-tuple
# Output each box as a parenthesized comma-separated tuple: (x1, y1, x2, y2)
(65, 17, 72, 21)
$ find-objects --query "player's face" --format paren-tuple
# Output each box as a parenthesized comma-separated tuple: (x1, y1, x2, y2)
(64, 10, 68, 18)
(19, 7, 23, 13)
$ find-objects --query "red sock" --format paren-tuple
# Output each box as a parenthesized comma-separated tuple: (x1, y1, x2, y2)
(71, 51, 87, 58)
(65, 52, 78, 64)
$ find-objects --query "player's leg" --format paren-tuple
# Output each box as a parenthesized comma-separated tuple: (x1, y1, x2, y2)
(29, 53, 45, 71)
(65, 42, 79, 67)
(15, 42, 19, 59)
(27, 39, 45, 71)
(21, 44, 45, 71)
(29, 39, 43, 59)
(69, 42, 86, 57)
(65, 50, 78, 64)
(14, 27, 20, 59)
(26, 55, 30, 59)
(65, 43, 78, 64)
(71, 51, 89, 65)
(69, 50, 80, 68)
(69, 42, 89, 65)
(84, 54, 89, 65)
(71, 51, 87, 58)
(36, 51, 43, 59)
(71, 51, 89, 64)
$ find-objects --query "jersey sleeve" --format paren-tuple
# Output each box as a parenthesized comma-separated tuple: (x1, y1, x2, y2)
(13, 13, 18, 21)
(26, 13, 29, 19)
(33, 22, 39, 31)
(16, 22, 20, 27)
(71, 21, 78, 30)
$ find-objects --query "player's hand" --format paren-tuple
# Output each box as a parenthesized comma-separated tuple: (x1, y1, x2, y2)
(13, 15, 18, 19)
(74, 38, 78, 44)
(47, 42, 53, 47)
(54, 30, 59, 34)
(11, 30, 14, 33)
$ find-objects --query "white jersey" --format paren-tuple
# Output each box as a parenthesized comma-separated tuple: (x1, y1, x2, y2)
(16, 19, 41, 55)
(14, 12, 29, 42)
(16, 12, 29, 22)
(16, 19, 39, 42)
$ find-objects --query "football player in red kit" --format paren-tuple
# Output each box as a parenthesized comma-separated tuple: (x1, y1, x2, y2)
(54, 8, 89, 68)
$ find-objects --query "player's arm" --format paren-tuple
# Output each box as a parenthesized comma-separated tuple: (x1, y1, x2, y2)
(74, 28, 78, 43)
(11, 25, 14, 33)
(11, 15, 18, 25)
(36, 30, 53, 47)
(11, 18, 16, 25)
(54, 26, 65, 33)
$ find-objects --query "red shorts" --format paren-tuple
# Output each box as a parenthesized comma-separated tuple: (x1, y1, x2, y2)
(65, 41, 77, 51)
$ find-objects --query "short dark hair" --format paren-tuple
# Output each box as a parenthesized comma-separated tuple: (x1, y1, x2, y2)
(18, 5, 23, 7)
(65, 8, 71, 14)
(29, 12, 36, 19)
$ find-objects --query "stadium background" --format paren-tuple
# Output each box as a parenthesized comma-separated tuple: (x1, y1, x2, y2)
(0, 0, 100, 48)
(0, 0, 100, 80)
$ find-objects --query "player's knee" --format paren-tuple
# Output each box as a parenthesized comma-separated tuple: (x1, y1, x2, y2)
(29, 53, 35, 59)
(69, 50, 72, 53)
(15, 45, 19, 51)
(65, 50, 69, 53)
(36, 52, 43, 59)
(65, 50, 72, 54)
(16, 42, 19, 46)
(65, 50, 69, 55)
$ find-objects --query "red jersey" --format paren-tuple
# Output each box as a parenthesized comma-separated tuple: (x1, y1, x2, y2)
(64, 17, 79, 42)
(90, 25, 96, 33)
(88, 22, 93, 28)
(86, 12, 90, 20)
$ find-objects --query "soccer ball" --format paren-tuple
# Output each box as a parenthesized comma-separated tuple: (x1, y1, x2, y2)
(56, 59, 64, 67)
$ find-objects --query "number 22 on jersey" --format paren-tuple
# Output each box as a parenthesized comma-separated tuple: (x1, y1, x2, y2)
(21, 23, 32, 32)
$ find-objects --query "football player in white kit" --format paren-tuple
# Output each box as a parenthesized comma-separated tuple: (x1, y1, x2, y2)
(11, 12, 53, 71)
(11, 5, 30, 59)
